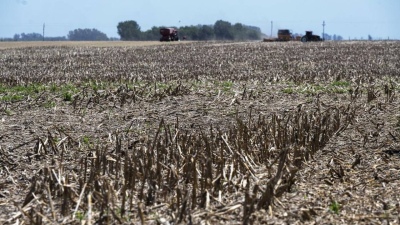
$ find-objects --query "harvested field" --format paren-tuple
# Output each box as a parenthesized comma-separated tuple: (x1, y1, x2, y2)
(0, 41, 185, 50)
(0, 40, 399, 224)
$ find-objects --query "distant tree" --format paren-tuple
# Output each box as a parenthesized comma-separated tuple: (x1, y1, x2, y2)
(68, 28, 108, 41)
(233, 23, 246, 40)
(231, 23, 262, 40)
(321, 33, 343, 41)
(142, 26, 161, 40)
(323, 33, 331, 40)
(214, 20, 233, 40)
(113, 19, 261, 41)
(117, 20, 141, 40)
(179, 25, 200, 40)
(16, 33, 43, 41)
(246, 29, 261, 40)
(12, 33, 66, 41)
(0, 38, 12, 42)
(245, 25, 262, 40)
(198, 25, 214, 40)
(45, 36, 67, 41)
(13, 34, 20, 41)
(368, 34, 373, 41)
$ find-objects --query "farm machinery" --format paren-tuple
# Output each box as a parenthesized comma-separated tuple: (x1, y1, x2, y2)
(263, 30, 322, 42)
(300, 31, 322, 42)
(160, 28, 179, 42)
(263, 29, 299, 42)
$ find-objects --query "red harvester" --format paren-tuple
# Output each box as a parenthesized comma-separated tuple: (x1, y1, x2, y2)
(160, 28, 179, 42)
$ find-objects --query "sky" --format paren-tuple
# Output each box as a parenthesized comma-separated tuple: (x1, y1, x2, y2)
(1, 0, 399, 40)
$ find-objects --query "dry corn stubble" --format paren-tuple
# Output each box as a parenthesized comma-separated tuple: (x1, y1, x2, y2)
(0, 41, 399, 224)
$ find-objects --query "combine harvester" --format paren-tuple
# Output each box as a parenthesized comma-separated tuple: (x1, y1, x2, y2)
(263, 29, 322, 42)
(159, 28, 180, 42)
(263, 29, 300, 42)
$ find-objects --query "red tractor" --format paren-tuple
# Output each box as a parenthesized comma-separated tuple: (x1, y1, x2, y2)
(160, 28, 179, 42)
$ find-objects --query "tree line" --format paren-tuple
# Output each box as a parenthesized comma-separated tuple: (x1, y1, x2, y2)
(7, 33, 67, 41)
(116, 20, 262, 41)
(2, 19, 348, 42)
(323, 33, 343, 41)
(2, 19, 262, 41)
(6, 28, 110, 41)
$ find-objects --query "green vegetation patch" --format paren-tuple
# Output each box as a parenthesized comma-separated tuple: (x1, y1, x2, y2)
(0, 83, 81, 102)
(281, 82, 352, 95)
(213, 80, 234, 93)
(331, 80, 350, 87)
(0, 83, 45, 95)
(329, 201, 340, 214)
(0, 94, 24, 102)
(0, 83, 45, 102)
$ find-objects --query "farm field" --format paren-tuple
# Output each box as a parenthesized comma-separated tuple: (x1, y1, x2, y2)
(0, 40, 400, 224)
(0, 41, 185, 50)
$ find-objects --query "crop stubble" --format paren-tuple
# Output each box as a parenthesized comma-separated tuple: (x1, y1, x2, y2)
(0, 41, 399, 224)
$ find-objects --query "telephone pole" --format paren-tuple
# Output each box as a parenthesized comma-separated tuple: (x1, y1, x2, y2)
(322, 21, 325, 41)
(43, 23, 45, 41)
(271, 21, 273, 37)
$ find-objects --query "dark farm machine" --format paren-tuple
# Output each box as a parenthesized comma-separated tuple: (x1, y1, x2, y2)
(300, 31, 322, 42)
(159, 28, 179, 42)
(263, 29, 322, 42)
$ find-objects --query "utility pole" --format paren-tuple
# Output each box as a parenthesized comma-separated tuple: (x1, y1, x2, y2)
(43, 23, 45, 41)
(322, 21, 325, 41)
(271, 21, 273, 37)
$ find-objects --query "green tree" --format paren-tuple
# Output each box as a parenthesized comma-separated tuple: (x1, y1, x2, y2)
(179, 26, 199, 40)
(13, 34, 20, 41)
(142, 26, 161, 40)
(245, 26, 261, 40)
(67, 28, 108, 41)
(117, 20, 141, 40)
(246, 29, 261, 40)
(198, 25, 214, 40)
(233, 23, 246, 40)
(18, 33, 43, 41)
(214, 20, 233, 40)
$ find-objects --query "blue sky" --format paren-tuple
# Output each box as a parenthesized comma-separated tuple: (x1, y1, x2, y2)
(1, 0, 399, 40)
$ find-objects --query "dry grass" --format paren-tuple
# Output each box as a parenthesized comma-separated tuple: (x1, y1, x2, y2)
(0, 40, 399, 224)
